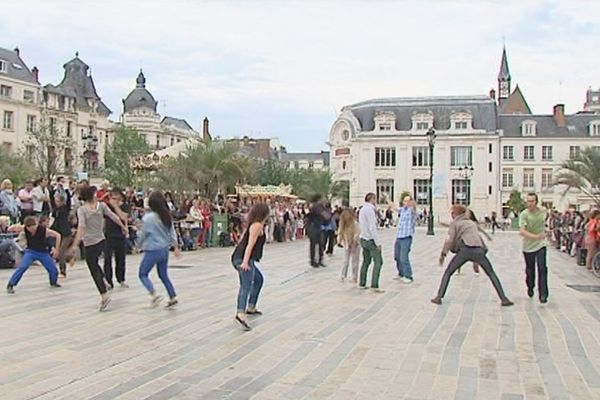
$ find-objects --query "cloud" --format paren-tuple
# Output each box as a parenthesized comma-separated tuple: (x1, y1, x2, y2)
(2, 0, 599, 150)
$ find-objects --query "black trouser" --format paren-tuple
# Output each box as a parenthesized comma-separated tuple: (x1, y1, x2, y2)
(85, 241, 108, 294)
(104, 236, 126, 287)
(20, 210, 36, 224)
(523, 247, 548, 300)
(307, 227, 324, 265)
(437, 246, 508, 301)
(325, 231, 336, 254)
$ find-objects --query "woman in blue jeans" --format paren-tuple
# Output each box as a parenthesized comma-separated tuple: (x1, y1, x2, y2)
(139, 191, 181, 308)
(231, 202, 269, 331)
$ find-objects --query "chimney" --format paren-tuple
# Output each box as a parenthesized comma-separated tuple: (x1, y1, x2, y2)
(202, 117, 210, 140)
(553, 104, 565, 127)
(32, 66, 39, 82)
(489, 89, 496, 100)
(13, 47, 19, 57)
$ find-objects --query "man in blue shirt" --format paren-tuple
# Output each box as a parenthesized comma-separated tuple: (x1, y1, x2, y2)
(393, 195, 416, 283)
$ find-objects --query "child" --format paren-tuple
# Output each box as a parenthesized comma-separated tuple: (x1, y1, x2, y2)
(7, 216, 62, 293)
(337, 209, 360, 282)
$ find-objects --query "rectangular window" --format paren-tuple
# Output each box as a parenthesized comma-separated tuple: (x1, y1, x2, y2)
(524, 145, 535, 161)
(416, 122, 429, 130)
(454, 121, 467, 130)
(23, 90, 34, 103)
(379, 123, 391, 131)
(450, 146, 472, 167)
(541, 168, 553, 189)
(26, 114, 36, 132)
(375, 147, 396, 167)
(591, 124, 600, 136)
(3, 111, 13, 130)
(569, 146, 580, 160)
(413, 179, 430, 205)
(523, 168, 535, 189)
(376, 179, 394, 204)
(502, 169, 513, 188)
(170, 137, 174, 146)
(66, 121, 72, 137)
(488, 185, 492, 195)
(412, 146, 430, 167)
(488, 144, 493, 154)
(542, 145, 553, 161)
(0, 85, 12, 98)
(308, 161, 314, 169)
(0, 60, 6, 73)
(49, 117, 56, 132)
(502, 145, 514, 161)
(64, 148, 72, 169)
(488, 162, 492, 172)
(452, 179, 471, 205)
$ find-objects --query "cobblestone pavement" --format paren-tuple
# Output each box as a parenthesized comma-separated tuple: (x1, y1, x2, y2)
(2, 227, 600, 399)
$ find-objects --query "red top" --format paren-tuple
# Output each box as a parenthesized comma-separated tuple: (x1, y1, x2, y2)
(588, 219, 598, 241)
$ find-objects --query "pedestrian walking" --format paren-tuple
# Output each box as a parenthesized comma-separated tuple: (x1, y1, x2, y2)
(138, 191, 181, 308)
(70, 185, 128, 311)
(358, 193, 384, 292)
(6, 216, 62, 294)
(231, 202, 269, 331)
(431, 204, 513, 306)
(392, 195, 416, 283)
(338, 209, 360, 282)
(104, 189, 130, 289)
(519, 193, 549, 303)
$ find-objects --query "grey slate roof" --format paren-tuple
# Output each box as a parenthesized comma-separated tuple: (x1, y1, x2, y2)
(281, 151, 330, 166)
(44, 54, 111, 116)
(498, 46, 511, 81)
(161, 116, 194, 131)
(123, 71, 158, 113)
(498, 114, 600, 138)
(345, 95, 497, 132)
(0, 47, 38, 84)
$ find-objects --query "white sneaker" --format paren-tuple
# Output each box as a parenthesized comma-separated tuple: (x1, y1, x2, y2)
(393, 275, 402, 280)
(401, 277, 413, 284)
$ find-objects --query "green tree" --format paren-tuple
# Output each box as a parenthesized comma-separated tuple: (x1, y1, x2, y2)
(331, 180, 350, 206)
(507, 190, 526, 216)
(399, 190, 412, 204)
(256, 159, 289, 186)
(555, 146, 600, 207)
(0, 148, 35, 185)
(104, 126, 150, 188)
(23, 122, 74, 181)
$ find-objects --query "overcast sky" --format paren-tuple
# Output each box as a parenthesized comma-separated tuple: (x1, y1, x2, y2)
(2, 1, 599, 151)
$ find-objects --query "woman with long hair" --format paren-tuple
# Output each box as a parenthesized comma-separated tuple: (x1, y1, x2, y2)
(338, 209, 360, 282)
(70, 185, 127, 311)
(138, 191, 181, 307)
(231, 202, 269, 331)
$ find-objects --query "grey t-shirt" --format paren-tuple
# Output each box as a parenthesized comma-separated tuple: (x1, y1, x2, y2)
(77, 202, 119, 247)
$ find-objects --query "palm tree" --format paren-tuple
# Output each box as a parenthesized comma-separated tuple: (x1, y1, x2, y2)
(554, 146, 600, 206)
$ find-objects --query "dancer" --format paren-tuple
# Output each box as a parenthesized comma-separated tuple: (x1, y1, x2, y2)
(7, 216, 62, 294)
(306, 194, 330, 268)
(104, 188, 130, 289)
(70, 185, 127, 311)
(358, 193, 384, 292)
(338, 209, 360, 282)
(431, 205, 513, 306)
(455, 209, 491, 276)
(50, 195, 73, 277)
(519, 192, 549, 303)
(393, 195, 416, 283)
(231, 202, 269, 331)
(138, 191, 180, 308)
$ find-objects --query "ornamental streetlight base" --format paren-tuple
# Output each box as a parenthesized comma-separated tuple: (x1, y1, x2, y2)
(426, 216, 435, 236)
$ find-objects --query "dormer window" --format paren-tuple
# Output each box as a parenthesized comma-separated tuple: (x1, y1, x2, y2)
(374, 111, 396, 132)
(412, 111, 434, 131)
(521, 120, 537, 136)
(450, 112, 472, 131)
(0, 60, 6, 73)
(589, 121, 600, 136)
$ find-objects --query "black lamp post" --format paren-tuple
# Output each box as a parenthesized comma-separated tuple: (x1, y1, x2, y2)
(426, 127, 436, 236)
(458, 165, 474, 205)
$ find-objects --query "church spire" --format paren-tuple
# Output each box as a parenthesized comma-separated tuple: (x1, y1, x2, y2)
(497, 46, 511, 104)
(136, 69, 146, 88)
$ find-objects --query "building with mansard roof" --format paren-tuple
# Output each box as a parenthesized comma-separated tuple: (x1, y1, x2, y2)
(329, 47, 600, 220)
(120, 70, 201, 151)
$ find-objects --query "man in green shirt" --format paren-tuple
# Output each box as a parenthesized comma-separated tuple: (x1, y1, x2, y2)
(519, 193, 548, 303)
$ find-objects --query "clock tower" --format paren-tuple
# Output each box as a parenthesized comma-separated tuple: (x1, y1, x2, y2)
(497, 46, 511, 106)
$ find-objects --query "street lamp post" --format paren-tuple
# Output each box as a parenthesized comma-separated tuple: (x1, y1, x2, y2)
(458, 165, 474, 205)
(426, 127, 436, 236)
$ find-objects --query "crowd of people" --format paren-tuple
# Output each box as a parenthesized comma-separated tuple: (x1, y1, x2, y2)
(3, 174, 599, 330)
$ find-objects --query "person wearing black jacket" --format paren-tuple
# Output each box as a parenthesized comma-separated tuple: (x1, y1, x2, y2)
(51, 195, 73, 277)
(104, 189, 129, 289)
(306, 194, 331, 268)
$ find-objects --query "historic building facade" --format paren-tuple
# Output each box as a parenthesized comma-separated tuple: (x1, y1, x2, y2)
(329, 47, 600, 219)
(120, 70, 200, 150)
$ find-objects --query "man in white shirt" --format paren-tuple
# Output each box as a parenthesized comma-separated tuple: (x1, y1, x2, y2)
(358, 192, 384, 292)
(31, 178, 51, 216)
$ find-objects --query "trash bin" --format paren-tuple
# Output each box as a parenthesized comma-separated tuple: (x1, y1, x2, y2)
(211, 213, 228, 247)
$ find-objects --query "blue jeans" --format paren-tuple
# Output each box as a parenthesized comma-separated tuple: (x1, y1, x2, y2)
(394, 236, 413, 279)
(138, 248, 176, 299)
(233, 258, 264, 313)
(8, 249, 58, 286)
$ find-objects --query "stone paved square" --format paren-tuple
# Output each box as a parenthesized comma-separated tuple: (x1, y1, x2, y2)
(2, 227, 600, 399)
